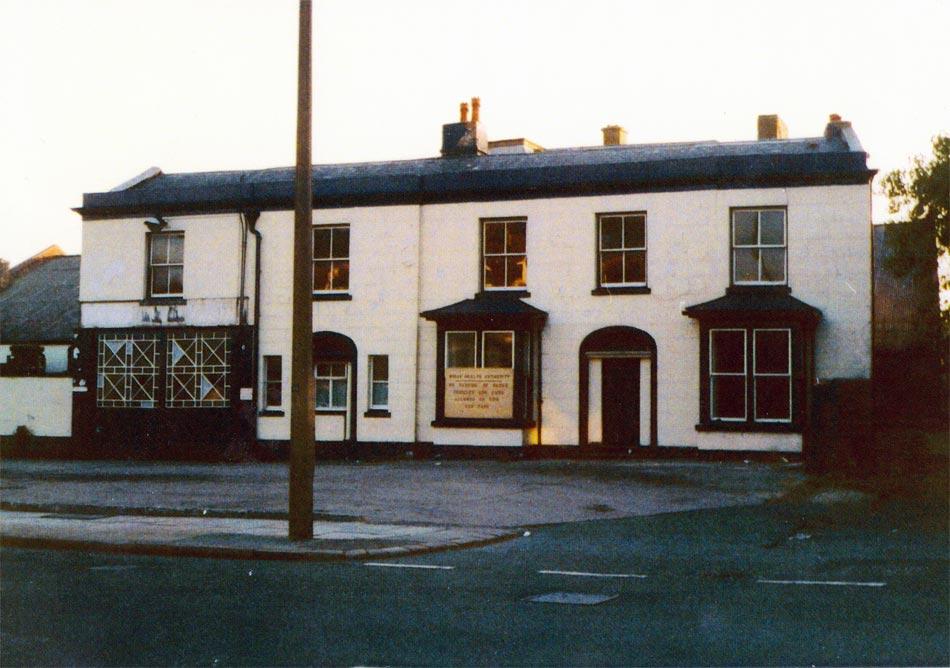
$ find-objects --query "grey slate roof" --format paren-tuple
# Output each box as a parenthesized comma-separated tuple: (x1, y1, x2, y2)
(78, 135, 874, 218)
(0, 255, 80, 343)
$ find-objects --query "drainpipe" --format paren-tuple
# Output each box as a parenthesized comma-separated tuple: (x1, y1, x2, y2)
(246, 211, 262, 436)
(238, 214, 249, 325)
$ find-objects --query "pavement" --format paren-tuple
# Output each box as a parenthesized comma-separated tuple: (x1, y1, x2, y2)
(0, 457, 804, 561)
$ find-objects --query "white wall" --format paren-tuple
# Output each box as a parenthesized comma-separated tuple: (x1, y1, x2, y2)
(0, 377, 73, 436)
(80, 214, 249, 328)
(255, 205, 421, 443)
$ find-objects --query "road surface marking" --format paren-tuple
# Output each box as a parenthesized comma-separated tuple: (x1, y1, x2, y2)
(757, 578, 885, 587)
(539, 569, 647, 579)
(365, 563, 455, 570)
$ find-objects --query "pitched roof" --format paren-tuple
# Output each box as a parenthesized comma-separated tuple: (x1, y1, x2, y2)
(0, 255, 80, 343)
(78, 135, 874, 219)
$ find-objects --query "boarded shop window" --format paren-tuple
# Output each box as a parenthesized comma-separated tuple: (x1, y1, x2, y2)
(368, 355, 389, 409)
(264, 355, 282, 408)
(598, 212, 647, 287)
(96, 334, 160, 408)
(312, 225, 350, 292)
(148, 232, 184, 297)
(731, 208, 786, 285)
(166, 331, 230, 408)
(482, 218, 527, 289)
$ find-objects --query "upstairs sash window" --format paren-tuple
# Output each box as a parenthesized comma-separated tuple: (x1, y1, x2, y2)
(148, 232, 184, 297)
(732, 208, 786, 285)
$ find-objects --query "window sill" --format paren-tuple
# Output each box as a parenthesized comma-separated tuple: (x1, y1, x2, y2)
(431, 417, 536, 430)
(591, 286, 651, 296)
(258, 409, 285, 417)
(140, 297, 187, 306)
(364, 409, 391, 418)
(312, 293, 353, 302)
(477, 290, 531, 299)
(695, 421, 800, 434)
(315, 409, 347, 416)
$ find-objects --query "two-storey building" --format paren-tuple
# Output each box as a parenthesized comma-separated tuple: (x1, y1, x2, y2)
(72, 106, 874, 457)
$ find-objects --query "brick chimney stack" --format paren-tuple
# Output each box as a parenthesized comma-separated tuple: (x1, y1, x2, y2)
(601, 125, 627, 146)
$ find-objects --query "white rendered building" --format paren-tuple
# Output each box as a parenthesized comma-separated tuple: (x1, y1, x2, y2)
(72, 109, 874, 457)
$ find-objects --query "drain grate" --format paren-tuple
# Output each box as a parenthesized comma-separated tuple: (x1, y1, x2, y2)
(525, 592, 618, 605)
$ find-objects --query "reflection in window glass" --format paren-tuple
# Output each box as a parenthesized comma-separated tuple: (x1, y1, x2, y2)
(598, 213, 646, 286)
(483, 219, 527, 289)
(315, 361, 348, 410)
(312, 225, 350, 291)
(482, 332, 514, 368)
(731, 209, 786, 284)
(446, 332, 477, 368)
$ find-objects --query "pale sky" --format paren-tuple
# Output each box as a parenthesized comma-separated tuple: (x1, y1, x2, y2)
(1, 0, 948, 265)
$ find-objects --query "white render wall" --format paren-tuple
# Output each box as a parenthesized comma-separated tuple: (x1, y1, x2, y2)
(80, 214, 250, 329)
(78, 181, 871, 453)
(255, 206, 422, 444)
(0, 377, 73, 436)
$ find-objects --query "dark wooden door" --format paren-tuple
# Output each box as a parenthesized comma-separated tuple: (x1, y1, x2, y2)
(601, 357, 640, 447)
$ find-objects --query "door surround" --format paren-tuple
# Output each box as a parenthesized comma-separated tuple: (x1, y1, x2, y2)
(578, 326, 657, 448)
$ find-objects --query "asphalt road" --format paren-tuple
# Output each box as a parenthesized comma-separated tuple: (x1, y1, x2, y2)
(2, 498, 947, 666)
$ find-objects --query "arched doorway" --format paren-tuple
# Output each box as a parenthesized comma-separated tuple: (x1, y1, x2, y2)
(313, 331, 357, 443)
(578, 326, 657, 449)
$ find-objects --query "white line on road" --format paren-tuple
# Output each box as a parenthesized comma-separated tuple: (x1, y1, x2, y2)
(365, 563, 455, 570)
(756, 578, 886, 587)
(539, 569, 647, 579)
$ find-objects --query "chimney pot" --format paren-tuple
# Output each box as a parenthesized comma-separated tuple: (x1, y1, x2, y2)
(601, 125, 627, 146)
(471, 97, 481, 124)
(460, 102, 469, 123)
(829, 113, 842, 122)
(757, 114, 788, 140)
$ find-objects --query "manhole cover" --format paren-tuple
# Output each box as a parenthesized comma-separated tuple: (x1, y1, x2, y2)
(525, 592, 618, 605)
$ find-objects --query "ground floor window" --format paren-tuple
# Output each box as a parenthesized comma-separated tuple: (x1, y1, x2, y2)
(95, 329, 231, 409)
(166, 331, 230, 408)
(97, 334, 160, 407)
(315, 362, 348, 411)
(703, 325, 797, 430)
(368, 355, 389, 410)
(263, 355, 282, 408)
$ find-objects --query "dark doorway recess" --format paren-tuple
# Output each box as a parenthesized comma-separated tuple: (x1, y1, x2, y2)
(601, 357, 640, 447)
(578, 326, 657, 449)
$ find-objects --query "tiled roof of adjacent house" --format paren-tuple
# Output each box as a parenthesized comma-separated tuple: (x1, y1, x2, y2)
(0, 255, 80, 343)
(77, 135, 874, 218)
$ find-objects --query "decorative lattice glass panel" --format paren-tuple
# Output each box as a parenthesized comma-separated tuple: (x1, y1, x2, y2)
(97, 334, 159, 407)
(166, 331, 230, 408)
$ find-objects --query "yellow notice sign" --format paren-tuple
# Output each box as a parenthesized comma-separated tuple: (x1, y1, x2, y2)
(444, 367, 514, 419)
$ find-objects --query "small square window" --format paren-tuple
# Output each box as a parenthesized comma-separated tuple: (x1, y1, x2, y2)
(315, 361, 348, 410)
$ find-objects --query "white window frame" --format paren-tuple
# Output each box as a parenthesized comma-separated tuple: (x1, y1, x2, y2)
(315, 361, 349, 411)
(148, 231, 184, 298)
(368, 355, 389, 410)
(709, 328, 747, 422)
(752, 328, 792, 423)
(312, 224, 350, 293)
(482, 218, 527, 290)
(445, 331, 477, 368)
(731, 208, 787, 286)
(598, 212, 647, 287)
(481, 330, 515, 369)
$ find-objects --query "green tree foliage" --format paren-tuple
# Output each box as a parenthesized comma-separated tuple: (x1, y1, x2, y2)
(881, 134, 949, 250)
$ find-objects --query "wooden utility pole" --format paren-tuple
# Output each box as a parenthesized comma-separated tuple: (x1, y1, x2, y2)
(289, 0, 315, 540)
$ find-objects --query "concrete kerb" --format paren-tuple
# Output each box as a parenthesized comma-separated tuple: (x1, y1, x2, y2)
(0, 511, 524, 563)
